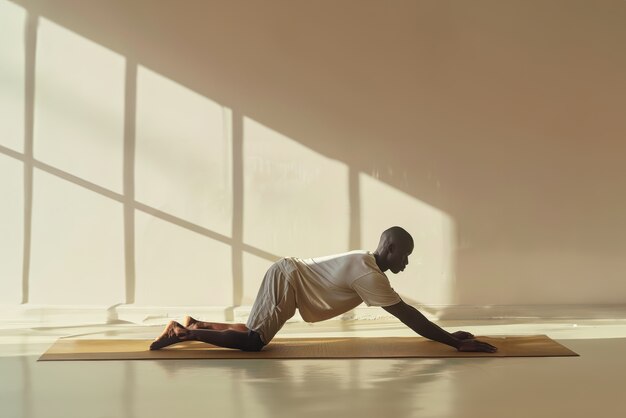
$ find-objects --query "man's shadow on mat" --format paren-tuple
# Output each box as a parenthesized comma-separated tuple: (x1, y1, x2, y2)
(152, 357, 495, 416)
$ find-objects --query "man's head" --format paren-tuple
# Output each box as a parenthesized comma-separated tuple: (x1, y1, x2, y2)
(373, 226, 414, 274)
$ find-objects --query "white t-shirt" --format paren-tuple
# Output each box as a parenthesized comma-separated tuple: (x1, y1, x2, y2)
(278, 250, 402, 322)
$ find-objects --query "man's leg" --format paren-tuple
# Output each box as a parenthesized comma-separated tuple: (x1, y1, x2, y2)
(183, 316, 249, 332)
(150, 261, 292, 351)
(189, 328, 264, 351)
(150, 321, 264, 351)
(245, 261, 296, 345)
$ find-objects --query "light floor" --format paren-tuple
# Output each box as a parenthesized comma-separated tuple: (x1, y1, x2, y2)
(2, 317, 626, 418)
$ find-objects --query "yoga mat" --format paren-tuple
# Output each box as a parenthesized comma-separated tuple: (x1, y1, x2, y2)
(39, 335, 578, 361)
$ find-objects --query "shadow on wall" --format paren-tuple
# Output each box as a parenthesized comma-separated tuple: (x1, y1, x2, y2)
(0, 0, 455, 312)
(2, 0, 626, 310)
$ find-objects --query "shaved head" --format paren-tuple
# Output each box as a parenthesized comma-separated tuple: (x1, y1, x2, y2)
(377, 226, 414, 249)
(373, 226, 414, 274)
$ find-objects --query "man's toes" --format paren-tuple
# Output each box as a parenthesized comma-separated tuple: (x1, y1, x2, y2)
(149, 335, 181, 351)
(184, 317, 200, 330)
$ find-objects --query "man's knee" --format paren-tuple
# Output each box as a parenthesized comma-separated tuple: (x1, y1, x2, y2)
(242, 330, 266, 352)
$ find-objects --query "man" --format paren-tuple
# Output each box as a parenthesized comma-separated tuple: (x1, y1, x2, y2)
(150, 226, 497, 353)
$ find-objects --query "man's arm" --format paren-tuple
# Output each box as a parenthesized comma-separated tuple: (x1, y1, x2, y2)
(383, 300, 497, 352)
(383, 300, 460, 349)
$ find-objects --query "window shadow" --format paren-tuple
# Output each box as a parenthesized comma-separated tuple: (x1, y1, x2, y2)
(4, 0, 453, 316)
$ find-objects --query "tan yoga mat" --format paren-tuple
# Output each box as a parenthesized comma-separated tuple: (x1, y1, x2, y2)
(39, 335, 578, 361)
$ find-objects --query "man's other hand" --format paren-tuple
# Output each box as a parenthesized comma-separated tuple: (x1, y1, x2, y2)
(451, 330, 474, 340)
(457, 339, 498, 353)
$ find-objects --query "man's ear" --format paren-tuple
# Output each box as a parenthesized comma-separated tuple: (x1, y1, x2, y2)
(387, 243, 395, 254)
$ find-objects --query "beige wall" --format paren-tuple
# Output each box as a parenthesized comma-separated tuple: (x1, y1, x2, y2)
(1, 0, 625, 311)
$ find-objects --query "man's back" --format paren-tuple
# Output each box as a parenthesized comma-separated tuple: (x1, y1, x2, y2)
(280, 250, 402, 322)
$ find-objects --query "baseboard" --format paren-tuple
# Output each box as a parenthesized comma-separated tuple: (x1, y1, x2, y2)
(0, 304, 114, 325)
(430, 304, 626, 320)
(2, 303, 626, 326)
(0, 304, 232, 326)
(114, 305, 233, 324)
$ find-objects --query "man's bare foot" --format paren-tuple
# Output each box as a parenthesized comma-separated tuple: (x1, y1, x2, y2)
(181, 316, 249, 332)
(182, 315, 199, 329)
(149, 321, 191, 350)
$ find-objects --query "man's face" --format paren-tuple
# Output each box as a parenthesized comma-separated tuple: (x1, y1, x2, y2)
(388, 242, 413, 274)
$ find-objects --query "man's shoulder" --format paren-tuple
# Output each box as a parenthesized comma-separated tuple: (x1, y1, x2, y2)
(297, 251, 381, 280)
(302, 250, 369, 264)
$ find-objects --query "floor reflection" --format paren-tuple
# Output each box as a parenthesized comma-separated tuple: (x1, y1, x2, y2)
(153, 357, 469, 418)
(2, 320, 626, 418)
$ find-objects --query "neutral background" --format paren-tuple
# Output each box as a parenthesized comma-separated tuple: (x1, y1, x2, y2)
(1, 0, 625, 318)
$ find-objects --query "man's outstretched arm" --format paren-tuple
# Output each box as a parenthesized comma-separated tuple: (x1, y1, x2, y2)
(383, 300, 497, 352)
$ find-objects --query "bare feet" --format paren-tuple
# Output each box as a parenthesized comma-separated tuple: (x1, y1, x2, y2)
(182, 316, 249, 332)
(149, 321, 191, 350)
(182, 315, 199, 329)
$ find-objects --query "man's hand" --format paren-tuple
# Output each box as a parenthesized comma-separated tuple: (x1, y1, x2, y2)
(451, 330, 474, 340)
(457, 339, 498, 353)
(452, 331, 497, 352)
(382, 301, 497, 351)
